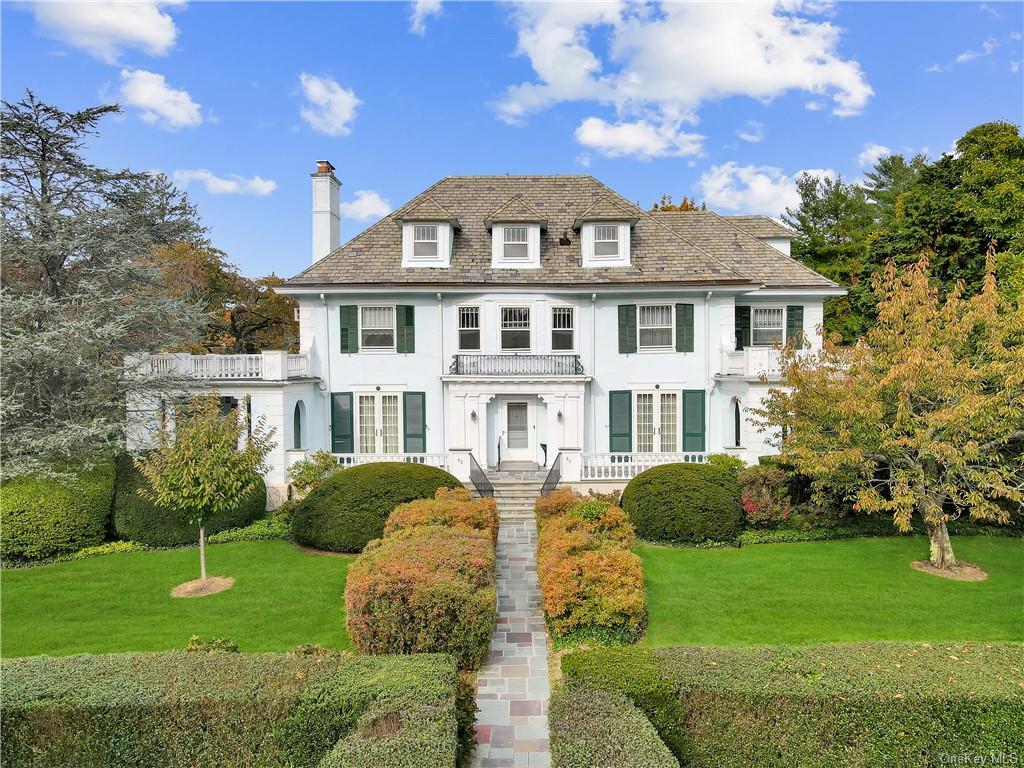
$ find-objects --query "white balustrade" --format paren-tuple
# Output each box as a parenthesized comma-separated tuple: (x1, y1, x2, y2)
(581, 451, 707, 480)
(141, 352, 310, 381)
(719, 348, 782, 378)
(333, 453, 451, 471)
(287, 354, 309, 377)
(191, 354, 263, 379)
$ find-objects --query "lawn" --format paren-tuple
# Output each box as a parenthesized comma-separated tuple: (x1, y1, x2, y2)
(638, 536, 1024, 647)
(1, 541, 353, 657)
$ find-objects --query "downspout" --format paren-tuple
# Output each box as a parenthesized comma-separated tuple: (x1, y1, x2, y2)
(438, 292, 445, 457)
(590, 292, 597, 453)
(321, 292, 333, 451)
(705, 291, 713, 452)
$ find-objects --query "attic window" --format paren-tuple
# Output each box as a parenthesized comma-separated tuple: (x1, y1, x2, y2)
(413, 225, 438, 258)
(594, 225, 619, 257)
(402, 222, 451, 268)
(581, 222, 631, 267)
(503, 227, 529, 260)
(491, 224, 541, 269)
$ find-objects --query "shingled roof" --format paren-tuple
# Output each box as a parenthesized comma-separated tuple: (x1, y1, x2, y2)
(484, 195, 548, 229)
(287, 175, 835, 290)
(724, 215, 795, 239)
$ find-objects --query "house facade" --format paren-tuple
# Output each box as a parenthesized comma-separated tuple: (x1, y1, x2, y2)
(130, 162, 843, 503)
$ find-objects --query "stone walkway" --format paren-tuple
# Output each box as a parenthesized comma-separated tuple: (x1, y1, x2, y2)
(472, 517, 551, 768)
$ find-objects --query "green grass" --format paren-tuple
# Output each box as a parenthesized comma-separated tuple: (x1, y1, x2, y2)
(638, 536, 1024, 647)
(1, 541, 353, 657)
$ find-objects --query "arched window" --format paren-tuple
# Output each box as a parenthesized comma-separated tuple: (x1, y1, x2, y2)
(293, 400, 305, 449)
(732, 399, 742, 448)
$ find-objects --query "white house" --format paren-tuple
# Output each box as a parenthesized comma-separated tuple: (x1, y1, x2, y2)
(131, 161, 844, 503)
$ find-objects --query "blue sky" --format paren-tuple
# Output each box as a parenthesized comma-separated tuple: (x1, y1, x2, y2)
(3, 1, 1022, 279)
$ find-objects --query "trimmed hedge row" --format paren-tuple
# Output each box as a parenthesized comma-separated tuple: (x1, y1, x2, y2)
(561, 642, 1024, 768)
(113, 453, 266, 547)
(384, 487, 499, 543)
(1, 651, 459, 768)
(292, 462, 462, 553)
(535, 489, 646, 645)
(0, 460, 115, 561)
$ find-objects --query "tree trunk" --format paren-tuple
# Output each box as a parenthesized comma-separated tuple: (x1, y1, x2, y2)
(925, 519, 958, 570)
(199, 525, 207, 581)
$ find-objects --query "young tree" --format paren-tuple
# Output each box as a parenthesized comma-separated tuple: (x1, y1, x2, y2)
(136, 396, 275, 582)
(753, 258, 1024, 571)
(650, 194, 706, 211)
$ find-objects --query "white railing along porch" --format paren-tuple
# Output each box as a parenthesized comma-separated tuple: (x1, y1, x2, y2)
(286, 354, 309, 377)
(191, 354, 263, 379)
(581, 451, 707, 481)
(144, 352, 311, 381)
(720, 348, 784, 379)
(334, 453, 450, 471)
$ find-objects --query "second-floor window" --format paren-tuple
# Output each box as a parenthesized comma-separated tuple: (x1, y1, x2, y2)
(459, 306, 480, 351)
(360, 306, 395, 350)
(752, 307, 784, 346)
(503, 226, 529, 261)
(594, 224, 619, 257)
(551, 307, 574, 351)
(413, 225, 438, 258)
(501, 307, 531, 351)
(638, 305, 673, 350)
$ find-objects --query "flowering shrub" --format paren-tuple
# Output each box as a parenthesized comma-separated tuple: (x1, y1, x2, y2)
(536, 487, 582, 526)
(384, 487, 498, 542)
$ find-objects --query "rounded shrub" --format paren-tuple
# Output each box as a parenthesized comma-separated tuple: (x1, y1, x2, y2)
(113, 453, 266, 547)
(291, 462, 462, 552)
(384, 487, 499, 542)
(621, 462, 743, 544)
(0, 460, 115, 561)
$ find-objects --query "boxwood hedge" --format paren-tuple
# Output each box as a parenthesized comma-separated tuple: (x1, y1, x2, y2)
(113, 453, 267, 547)
(1, 651, 459, 768)
(291, 462, 462, 553)
(561, 642, 1024, 768)
(0, 460, 115, 561)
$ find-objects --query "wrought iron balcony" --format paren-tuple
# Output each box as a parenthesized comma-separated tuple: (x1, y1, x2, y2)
(449, 354, 584, 376)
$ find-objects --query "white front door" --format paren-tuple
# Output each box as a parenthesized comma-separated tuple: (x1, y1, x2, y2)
(634, 391, 678, 453)
(356, 393, 402, 454)
(502, 400, 533, 461)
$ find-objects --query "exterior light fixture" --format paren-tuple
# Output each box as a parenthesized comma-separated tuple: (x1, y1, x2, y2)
(470, 410, 477, 421)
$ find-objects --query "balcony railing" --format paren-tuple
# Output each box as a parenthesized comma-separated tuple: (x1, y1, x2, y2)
(720, 348, 783, 379)
(449, 354, 584, 376)
(143, 352, 311, 381)
(581, 451, 707, 481)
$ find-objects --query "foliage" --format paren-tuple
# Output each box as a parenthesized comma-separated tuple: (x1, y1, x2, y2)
(535, 486, 583, 526)
(0, 652, 460, 768)
(67, 540, 148, 560)
(114, 452, 267, 547)
(705, 453, 747, 475)
(287, 451, 339, 495)
(562, 642, 1024, 768)
(0, 459, 115, 561)
(207, 503, 294, 544)
(753, 259, 1024, 569)
(183, 635, 239, 653)
(344, 526, 496, 669)
(738, 464, 793, 526)
(549, 680, 679, 768)
(384, 487, 498, 542)
(292, 462, 461, 552)
(650, 194, 706, 212)
(0, 91, 205, 479)
(621, 463, 744, 544)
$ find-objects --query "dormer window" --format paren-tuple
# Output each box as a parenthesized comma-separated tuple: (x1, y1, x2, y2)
(594, 224, 619, 257)
(491, 224, 540, 269)
(413, 225, 438, 258)
(503, 226, 529, 261)
(581, 222, 631, 267)
(401, 221, 452, 267)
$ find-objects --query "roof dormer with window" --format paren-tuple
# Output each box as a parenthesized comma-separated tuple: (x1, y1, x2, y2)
(397, 196, 459, 268)
(574, 195, 638, 268)
(486, 195, 546, 269)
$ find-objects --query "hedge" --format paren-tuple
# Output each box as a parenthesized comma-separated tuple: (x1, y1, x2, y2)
(0, 460, 115, 561)
(384, 487, 498, 543)
(292, 462, 461, 553)
(561, 642, 1024, 768)
(344, 526, 496, 669)
(1, 651, 459, 768)
(113, 453, 267, 547)
(621, 463, 743, 544)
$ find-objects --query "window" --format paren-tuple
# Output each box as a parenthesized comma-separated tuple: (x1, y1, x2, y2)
(360, 306, 395, 350)
(752, 307, 784, 346)
(293, 401, 305, 449)
(501, 307, 531, 351)
(551, 307, 574, 351)
(733, 399, 742, 447)
(503, 226, 529, 261)
(356, 393, 401, 454)
(458, 306, 480, 351)
(413, 225, 438, 258)
(594, 224, 619, 257)
(638, 305, 673, 349)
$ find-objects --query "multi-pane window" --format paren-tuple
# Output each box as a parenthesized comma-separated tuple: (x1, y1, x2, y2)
(413, 225, 438, 258)
(638, 305, 673, 349)
(752, 307, 785, 346)
(360, 306, 395, 350)
(551, 307, 574, 351)
(357, 393, 401, 454)
(635, 393, 654, 453)
(380, 395, 400, 453)
(501, 307, 531, 351)
(358, 395, 376, 454)
(503, 226, 529, 261)
(594, 224, 619, 257)
(458, 306, 480, 351)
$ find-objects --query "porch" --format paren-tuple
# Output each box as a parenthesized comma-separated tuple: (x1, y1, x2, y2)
(143, 351, 313, 381)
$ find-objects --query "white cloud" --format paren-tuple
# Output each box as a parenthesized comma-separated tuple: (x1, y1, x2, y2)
(1012, 60, 1022, 73)
(495, 0, 872, 141)
(1011, 31, 1022, 41)
(31, 0, 182, 63)
(954, 36, 998, 64)
(576, 153, 592, 169)
(737, 120, 764, 143)
(339, 190, 391, 221)
(298, 73, 360, 137)
(118, 68, 201, 130)
(857, 142, 891, 168)
(410, 0, 442, 35)
(696, 162, 835, 217)
(574, 117, 703, 159)
(172, 169, 277, 196)
(980, 3, 1000, 17)
(804, 100, 825, 111)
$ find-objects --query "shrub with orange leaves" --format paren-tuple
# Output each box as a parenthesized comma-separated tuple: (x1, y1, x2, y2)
(535, 487, 582, 527)
(384, 487, 498, 542)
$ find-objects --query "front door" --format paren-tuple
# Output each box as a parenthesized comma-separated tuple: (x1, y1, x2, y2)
(502, 401, 532, 461)
(634, 391, 678, 453)
(356, 393, 401, 454)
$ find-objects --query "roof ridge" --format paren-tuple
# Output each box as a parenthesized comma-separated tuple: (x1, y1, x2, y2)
(483, 194, 548, 224)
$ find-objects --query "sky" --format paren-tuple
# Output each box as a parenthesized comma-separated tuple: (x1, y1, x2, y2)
(3, 1, 1022, 279)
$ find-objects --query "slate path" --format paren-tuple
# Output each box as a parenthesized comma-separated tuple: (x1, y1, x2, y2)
(472, 517, 551, 768)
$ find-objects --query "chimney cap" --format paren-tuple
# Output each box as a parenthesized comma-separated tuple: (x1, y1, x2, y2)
(314, 160, 336, 175)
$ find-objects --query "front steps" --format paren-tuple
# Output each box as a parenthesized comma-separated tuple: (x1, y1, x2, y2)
(466, 467, 549, 521)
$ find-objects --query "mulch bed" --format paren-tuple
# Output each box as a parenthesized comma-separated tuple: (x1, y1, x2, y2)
(171, 576, 236, 598)
(910, 560, 988, 581)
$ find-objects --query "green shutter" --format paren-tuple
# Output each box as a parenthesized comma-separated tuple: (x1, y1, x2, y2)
(675, 303, 694, 353)
(609, 390, 632, 452)
(330, 392, 353, 454)
(682, 390, 705, 452)
(339, 306, 359, 353)
(618, 305, 637, 354)
(403, 392, 426, 453)
(397, 305, 416, 353)
(786, 305, 804, 347)
(735, 305, 751, 351)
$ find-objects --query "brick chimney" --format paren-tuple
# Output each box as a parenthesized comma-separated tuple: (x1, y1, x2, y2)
(311, 160, 341, 263)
